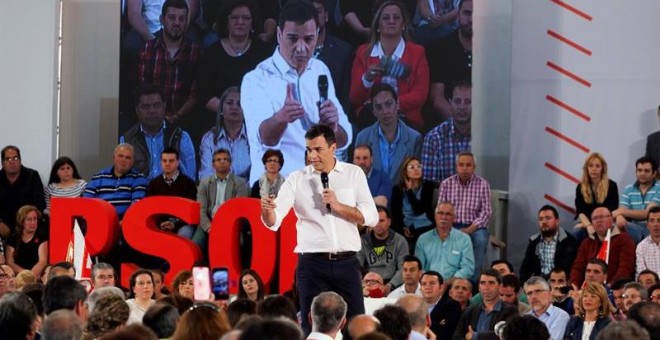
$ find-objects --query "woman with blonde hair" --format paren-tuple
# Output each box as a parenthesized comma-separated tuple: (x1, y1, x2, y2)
(563, 282, 614, 340)
(6, 205, 48, 278)
(574, 152, 619, 242)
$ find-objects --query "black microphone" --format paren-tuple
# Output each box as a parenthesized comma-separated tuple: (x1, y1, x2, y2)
(320, 172, 331, 212)
(318, 75, 328, 111)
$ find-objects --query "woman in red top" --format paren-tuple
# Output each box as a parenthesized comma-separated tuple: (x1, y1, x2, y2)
(349, 0, 430, 131)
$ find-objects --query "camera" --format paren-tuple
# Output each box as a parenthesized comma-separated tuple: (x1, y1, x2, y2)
(379, 56, 410, 79)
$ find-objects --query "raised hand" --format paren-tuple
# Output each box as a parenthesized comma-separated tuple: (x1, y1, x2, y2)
(274, 83, 305, 124)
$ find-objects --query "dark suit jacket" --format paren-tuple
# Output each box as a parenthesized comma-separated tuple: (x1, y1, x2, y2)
(563, 316, 610, 340)
(452, 301, 518, 340)
(519, 227, 578, 283)
(197, 173, 249, 231)
(646, 130, 660, 170)
(430, 294, 462, 339)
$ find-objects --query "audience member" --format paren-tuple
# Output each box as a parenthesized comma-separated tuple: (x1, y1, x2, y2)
(573, 153, 619, 242)
(563, 282, 614, 340)
(395, 294, 433, 340)
(622, 282, 648, 313)
(373, 304, 412, 340)
(447, 277, 472, 310)
(391, 157, 436, 251)
(0, 145, 46, 238)
(84, 295, 130, 339)
(649, 283, 660, 304)
(422, 81, 472, 183)
(44, 309, 84, 340)
(420, 270, 462, 339)
(142, 302, 180, 339)
(257, 295, 297, 323)
(171, 302, 231, 340)
(308, 291, 347, 340)
(238, 316, 303, 340)
(98, 323, 158, 340)
(355, 84, 423, 182)
(596, 320, 650, 340)
(337, 0, 377, 46)
(453, 269, 518, 339)
(348, 314, 382, 339)
(610, 278, 633, 320)
(198, 87, 251, 182)
(157, 293, 194, 315)
(387, 255, 423, 298)
(43, 276, 89, 322)
(638, 269, 659, 290)
(570, 207, 635, 286)
(357, 205, 408, 294)
(523, 276, 569, 340)
(227, 298, 257, 328)
(251, 149, 286, 199)
(636, 206, 660, 278)
(0, 291, 38, 339)
(412, 0, 460, 45)
(21, 283, 45, 329)
(438, 152, 491, 282)
(353, 144, 393, 207)
(416, 201, 474, 281)
(15, 270, 37, 290)
(500, 274, 531, 314)
(500, 314, 550, 340)
(171, 270, 193, 300)
(126, 269, 156, 324)
(426, 0, 472, 121)
(150, 269, 167, 299)
(196, 148, 249, 252)
(145, 147, 197, 239)
(626, 301, 660, 339)
(137, 0, 200, 125)
(613, 156, 660, 244)
(238, 269, 265, 303)
(242, 1, 352, 181)
(6, 205, 49, 278)
(44, 156, 87, 215)
(120, 84, 196, 180)
(520, 205, 578, 283)
(87, 286, 127, 313)
(91, 262, 116, 288)
(349, 1, 429, 131)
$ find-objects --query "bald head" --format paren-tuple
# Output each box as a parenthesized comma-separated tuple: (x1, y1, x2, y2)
(396, 295, 429, 332)
(348, 314, 381, 339)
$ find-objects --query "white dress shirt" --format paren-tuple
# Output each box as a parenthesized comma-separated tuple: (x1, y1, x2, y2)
(387, 283, 423, 299)
(242, 49, 353, 183)
(263, 161, 378, 253)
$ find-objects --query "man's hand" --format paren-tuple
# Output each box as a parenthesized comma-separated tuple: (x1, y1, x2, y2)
(261, 195, 277, 226)
(322, 188, 339, 211)
(425, 327, 437, 340)
(364, 64, 385, 83)
(465, 325, 474, 340)
(159, 220, 176, 231)
(461, 224, 478, 235)
(319, 100, 339, 131)
(274, 83, 305, 124)
(615, 215, 627, 229)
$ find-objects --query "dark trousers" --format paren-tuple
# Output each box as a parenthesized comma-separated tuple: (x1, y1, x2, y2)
(297, 254, 364, 335)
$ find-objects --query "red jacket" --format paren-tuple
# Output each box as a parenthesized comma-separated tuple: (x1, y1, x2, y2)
(349, 41, 429, 130)
(570, 226, 636, 286)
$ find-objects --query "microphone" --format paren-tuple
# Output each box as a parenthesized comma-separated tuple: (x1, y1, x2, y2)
(318, 75, 328, 111)
(320, 172, 331, 212)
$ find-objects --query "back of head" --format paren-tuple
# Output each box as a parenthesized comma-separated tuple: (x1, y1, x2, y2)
(238, 317, 303, 340)
(501, 315, 550, 340)
(627, 302, 660, 339)
(85, 295, 130, 339)
(87, 286, 126, 313)
(172, 303, 231, 340)
(142, 302, 180, 339)
(349, 314, 382, 339)
(227, 298, 257, 328)
(99, 324, 158, 340)
(356, 332, 393, 340)
(44, 276, 88, 315)
(596, 320, 650, 340)
(42, 309, 83, 340)
(257, 295, 297, 323)
(311, 291, 347, 333)
(157, 294, 194, 315)
(395, 295, 428, 331)
(373, 305, 411, 340)
(0, 292, 37, 339)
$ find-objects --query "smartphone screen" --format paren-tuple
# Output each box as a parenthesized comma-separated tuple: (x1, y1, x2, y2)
(212, 267, 229, 300)
(192, 266, 211, 301)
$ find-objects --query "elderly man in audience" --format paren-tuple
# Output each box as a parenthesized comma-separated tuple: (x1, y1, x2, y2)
(0, 145, 46, 238)
(91, 262, 116, 289)
(523, 276, 570, 340)
(438, 152, 491, 283)
(387, 255, 424, 299)
(622, 282, 649, 314)
(357, 205, 408, 295)
(636, 206, 660, 278)
(520, 205, 578, 283)
(361, 272, 397, 314)
(308, 291, 347, 340)
(420, 270, 462, 339)
(447, 277, 473, 311)
(348, 314, 381, 339)
(416, 201, 474, 282)
(396, 294, 435, 340)
(353, 144, 392, 207)
(570, 207, 635, 287)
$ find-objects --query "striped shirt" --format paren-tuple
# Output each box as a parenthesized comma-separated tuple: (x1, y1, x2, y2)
(44, 180, 87, 214)
(636, 236, 660, 278)
(438, 174, 492, 228)
(83, 167, 148, 217)
(620, 180, 660, 224)
(421, 120, 471, 183)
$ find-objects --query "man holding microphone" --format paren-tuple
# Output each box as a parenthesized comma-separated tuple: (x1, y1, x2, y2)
(261, 124, 378, 335)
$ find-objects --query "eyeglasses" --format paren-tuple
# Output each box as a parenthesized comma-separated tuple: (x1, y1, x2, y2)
(189, 302, 220, 313)
(591, 214, 612, 221)
(525, 289, 549, 296)
(228, 15, 252, 21)
(407, 164, 422, 170)
(265, 158, 280, 164)
(621, 294, 641, 299)
(3, 156, 20, 162)
(363, 279, 383, 286)
(651, 295, 660, 301)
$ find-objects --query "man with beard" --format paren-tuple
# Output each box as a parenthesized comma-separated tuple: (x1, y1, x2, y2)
(426, 0, 472, 122)
(520, 205, 578, 283)
(138, 0, 200, 125)
(422, 81, 472, 184)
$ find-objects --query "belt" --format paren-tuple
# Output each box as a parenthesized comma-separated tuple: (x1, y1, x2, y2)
(303, 251, 356, 261)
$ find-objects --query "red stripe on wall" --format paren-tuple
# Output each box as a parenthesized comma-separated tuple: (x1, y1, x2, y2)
(547, 30, 592, 56)
(544, 193, 577, 215)
(546, 61, 592, 87)
(549, 0, 593, 21)
(546, 95, 591, 122)
(544, 162, 580, 184)
(545, 127, 590, 153)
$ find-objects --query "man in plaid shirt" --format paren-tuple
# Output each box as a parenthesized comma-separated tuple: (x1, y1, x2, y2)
(438, 152, 491, 282)
(421, 82, 471, 184)
(138, 0, 200, 124)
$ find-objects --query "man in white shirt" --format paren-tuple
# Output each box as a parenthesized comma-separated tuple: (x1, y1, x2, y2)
(387, 255, 424, 299)
(261, 124, 379, 335)
(242, 0, 352, 183)
(307, 292, 347, 340)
